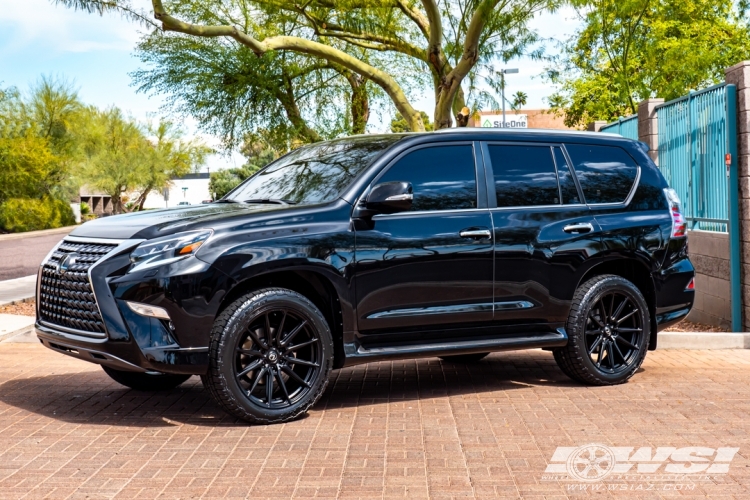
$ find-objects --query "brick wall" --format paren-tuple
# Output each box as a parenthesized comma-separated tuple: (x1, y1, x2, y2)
(686, 230, 731, 329)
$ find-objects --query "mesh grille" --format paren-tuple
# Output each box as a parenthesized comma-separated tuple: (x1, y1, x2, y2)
(39, 240, 118, 337)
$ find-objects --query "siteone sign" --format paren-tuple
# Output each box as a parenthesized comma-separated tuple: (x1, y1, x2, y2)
(480, 114, 528, 128)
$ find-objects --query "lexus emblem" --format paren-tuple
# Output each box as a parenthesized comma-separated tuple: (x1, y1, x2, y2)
(58, 253, 78, 275)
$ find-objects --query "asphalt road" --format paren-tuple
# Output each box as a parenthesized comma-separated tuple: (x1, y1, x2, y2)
(0, 232, 71, 281)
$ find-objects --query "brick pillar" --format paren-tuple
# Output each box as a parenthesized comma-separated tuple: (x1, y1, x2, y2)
(725, 61, 750, 330)
(637, 98, 664, 165)
(587, 121, 607, 132)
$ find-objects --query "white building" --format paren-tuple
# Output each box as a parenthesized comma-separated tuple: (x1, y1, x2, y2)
(142, 173, 212, 209)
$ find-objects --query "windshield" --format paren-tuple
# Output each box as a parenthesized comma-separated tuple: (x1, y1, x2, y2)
(226, 136, 403, 205)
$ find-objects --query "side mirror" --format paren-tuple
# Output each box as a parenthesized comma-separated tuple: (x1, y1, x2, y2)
(365, 181, 413, 215)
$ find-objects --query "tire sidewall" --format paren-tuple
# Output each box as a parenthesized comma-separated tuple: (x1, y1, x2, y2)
(571, 276, 650, 383)
(213, 290, 333, 421)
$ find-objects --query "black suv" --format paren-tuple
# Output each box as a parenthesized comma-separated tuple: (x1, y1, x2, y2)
(36, 129, 694, 424)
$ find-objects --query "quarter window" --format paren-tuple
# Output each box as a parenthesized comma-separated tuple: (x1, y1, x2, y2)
(376, 145, 477, 211)
(565, 144, 639, 204)
(488, 145, 559, 207)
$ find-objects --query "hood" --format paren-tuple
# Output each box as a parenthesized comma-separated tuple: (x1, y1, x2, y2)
(69, 203, 294, 240)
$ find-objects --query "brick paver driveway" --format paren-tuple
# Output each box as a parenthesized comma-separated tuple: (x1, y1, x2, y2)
(0, 343, 748, 499)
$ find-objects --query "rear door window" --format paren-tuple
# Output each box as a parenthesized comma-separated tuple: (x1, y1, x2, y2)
(487, 145, 560, 207)
(565, 144, 639, 204)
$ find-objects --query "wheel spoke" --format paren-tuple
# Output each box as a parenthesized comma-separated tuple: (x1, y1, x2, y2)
(611, 297, 628, 323)
(247, 328, 267, 350)
(265, 369, 274, 407)
(275, 310, 287, 346)
(247, 365, 267, 395)
(612, 340, 627, 363)
(280, 320, 307, 347)
(285, 337, 319, 352)
(585, 328, 602, 336)
(607, 342, 615, 369)
(588, 336, 603, 356)
(281, 365, 311, 388)
(236, 348, 263, 358)
(236, 359, 263, 380)
(616, 309, 638, 325)
(617, 327, 642, 333)
(264, 313, 273, 347)
(615, 336, 638, 350)
(284, 356, 319, 368)
(607, 294, 615, 321)
(589, 307, 606, 328)
(595, 340, 604, 367)
(275, 369, 291, 404)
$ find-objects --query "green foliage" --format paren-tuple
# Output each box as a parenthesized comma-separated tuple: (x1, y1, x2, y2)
(80, 201, 90, 214)
(209, 164, 262, 199)
(391, 111, 434, 133)
(549, 0, 750, 127)
(0, 197, 75, 233)
(511, 91, 528, 111)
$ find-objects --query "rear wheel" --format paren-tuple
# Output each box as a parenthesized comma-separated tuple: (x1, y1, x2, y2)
(439, 352, 489, 363)
(554, 275, 650, 385)
(202, 288, 333, 424)
(102, 366, 191, 391)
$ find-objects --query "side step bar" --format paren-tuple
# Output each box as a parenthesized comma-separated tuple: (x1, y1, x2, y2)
(343, 330, 568, 367)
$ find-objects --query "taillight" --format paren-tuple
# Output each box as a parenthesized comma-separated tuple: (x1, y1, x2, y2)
(664, 188, 686, 238)
(686, 278, 695, 290)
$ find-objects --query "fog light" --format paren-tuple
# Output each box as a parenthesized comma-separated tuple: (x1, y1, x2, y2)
(125, 301, 172, 320)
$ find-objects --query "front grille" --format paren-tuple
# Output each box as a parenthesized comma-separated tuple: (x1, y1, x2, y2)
(39, 240, 118, 337)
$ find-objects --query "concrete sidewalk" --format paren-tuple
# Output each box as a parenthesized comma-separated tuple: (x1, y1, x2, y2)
(0, 275, 36, 307)
(0, 314, 34, 342)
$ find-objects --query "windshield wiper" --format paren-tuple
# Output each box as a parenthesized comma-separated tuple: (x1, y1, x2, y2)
(241, 198, 297, 205)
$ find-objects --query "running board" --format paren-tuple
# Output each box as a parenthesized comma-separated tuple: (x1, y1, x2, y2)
(343, 329, 568, 366)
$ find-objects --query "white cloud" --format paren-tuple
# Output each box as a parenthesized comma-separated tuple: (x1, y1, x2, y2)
(0, 0, 151, 54)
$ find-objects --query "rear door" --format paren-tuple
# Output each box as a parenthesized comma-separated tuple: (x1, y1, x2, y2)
(353, 142, 495, 337)
(483, 142, 602, 331)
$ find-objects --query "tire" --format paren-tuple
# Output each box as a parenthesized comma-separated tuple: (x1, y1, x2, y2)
(553, 274, 650, 386)
(202, 288, 333, 424)
(102, 366, 191, 391)
(439, 352, 490, 363)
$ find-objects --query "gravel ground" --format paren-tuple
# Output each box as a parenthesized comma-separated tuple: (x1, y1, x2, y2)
(0, 300, 731, 332)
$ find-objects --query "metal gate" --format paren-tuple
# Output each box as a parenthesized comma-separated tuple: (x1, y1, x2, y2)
(599, 115, 638, 140)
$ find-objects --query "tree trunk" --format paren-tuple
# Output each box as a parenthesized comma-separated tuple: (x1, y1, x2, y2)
(345, 72, 370, 135)
(275, 77, 322, 143)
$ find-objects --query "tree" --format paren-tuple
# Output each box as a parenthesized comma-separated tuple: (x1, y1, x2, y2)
(78, 108, 208, 213)
(54, 0, 554, 130)
(548, 0, 750, 127)
(390, 111, 434, 132)
(510, 90, 527, 110)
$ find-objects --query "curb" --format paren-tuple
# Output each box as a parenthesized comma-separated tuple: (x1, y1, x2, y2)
(0, 324, 34, 343)
(657, 331, 750, 349)
(0, 225, 76, 242)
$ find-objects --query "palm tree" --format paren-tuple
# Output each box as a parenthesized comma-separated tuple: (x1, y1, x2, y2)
(511, 91, 528, 110)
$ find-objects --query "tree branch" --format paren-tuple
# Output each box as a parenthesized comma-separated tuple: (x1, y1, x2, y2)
(151, 0, 424, 131)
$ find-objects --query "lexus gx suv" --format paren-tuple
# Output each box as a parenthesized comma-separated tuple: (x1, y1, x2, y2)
(36, 129, 694, 424)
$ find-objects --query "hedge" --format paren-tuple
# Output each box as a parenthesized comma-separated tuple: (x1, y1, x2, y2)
(0, 197, 76, 233)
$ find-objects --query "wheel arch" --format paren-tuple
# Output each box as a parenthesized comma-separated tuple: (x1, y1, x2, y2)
(218, 269, 347, 368)
(576, 257, 658, 350)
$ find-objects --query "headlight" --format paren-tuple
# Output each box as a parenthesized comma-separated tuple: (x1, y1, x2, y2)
(129, 230, 212, 272)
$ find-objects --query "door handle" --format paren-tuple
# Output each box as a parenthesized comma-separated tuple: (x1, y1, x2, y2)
(459, 229, 492, 239)
(563, 222, 594, 234)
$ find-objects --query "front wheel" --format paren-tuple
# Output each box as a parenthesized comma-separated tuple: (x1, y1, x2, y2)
(554, 274, 650, 385)
(202, 288, 333, 424)
(102, 366, 191, 391)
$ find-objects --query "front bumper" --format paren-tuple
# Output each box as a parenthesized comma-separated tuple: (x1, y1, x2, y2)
(36, 243, 233, 375)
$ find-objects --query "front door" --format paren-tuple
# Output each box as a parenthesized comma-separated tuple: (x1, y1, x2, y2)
(353, 143, 494, 338)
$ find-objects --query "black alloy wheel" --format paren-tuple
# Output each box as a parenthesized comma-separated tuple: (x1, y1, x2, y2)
(554, 275, 650, 385)
(202, 288, 333, 424)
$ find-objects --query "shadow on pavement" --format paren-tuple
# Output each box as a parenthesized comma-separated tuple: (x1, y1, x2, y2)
(0, 351, 592, 427)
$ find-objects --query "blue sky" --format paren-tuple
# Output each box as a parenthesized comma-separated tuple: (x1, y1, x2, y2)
(0, 0, 580, 170)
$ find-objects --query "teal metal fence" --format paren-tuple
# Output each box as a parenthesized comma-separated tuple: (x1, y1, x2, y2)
(656, 84, 731, 232)
(600, 115, 639, 140)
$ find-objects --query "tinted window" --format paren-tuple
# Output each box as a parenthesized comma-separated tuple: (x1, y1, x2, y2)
(553, 147, 581, 204)
(227, 136, 401, 205)
(377, 145, 477, 211)
(565, 144, 639, 204)
(488, 145, 559, 207)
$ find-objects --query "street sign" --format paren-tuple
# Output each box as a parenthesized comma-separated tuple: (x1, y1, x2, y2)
(480, 114, 528, 128)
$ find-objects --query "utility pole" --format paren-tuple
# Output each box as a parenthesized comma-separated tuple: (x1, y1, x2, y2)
(501, 68, 519, 128)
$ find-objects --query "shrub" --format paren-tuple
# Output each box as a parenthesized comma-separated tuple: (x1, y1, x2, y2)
(0, 197, 76, 233)
(80, 201, 90, 215)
